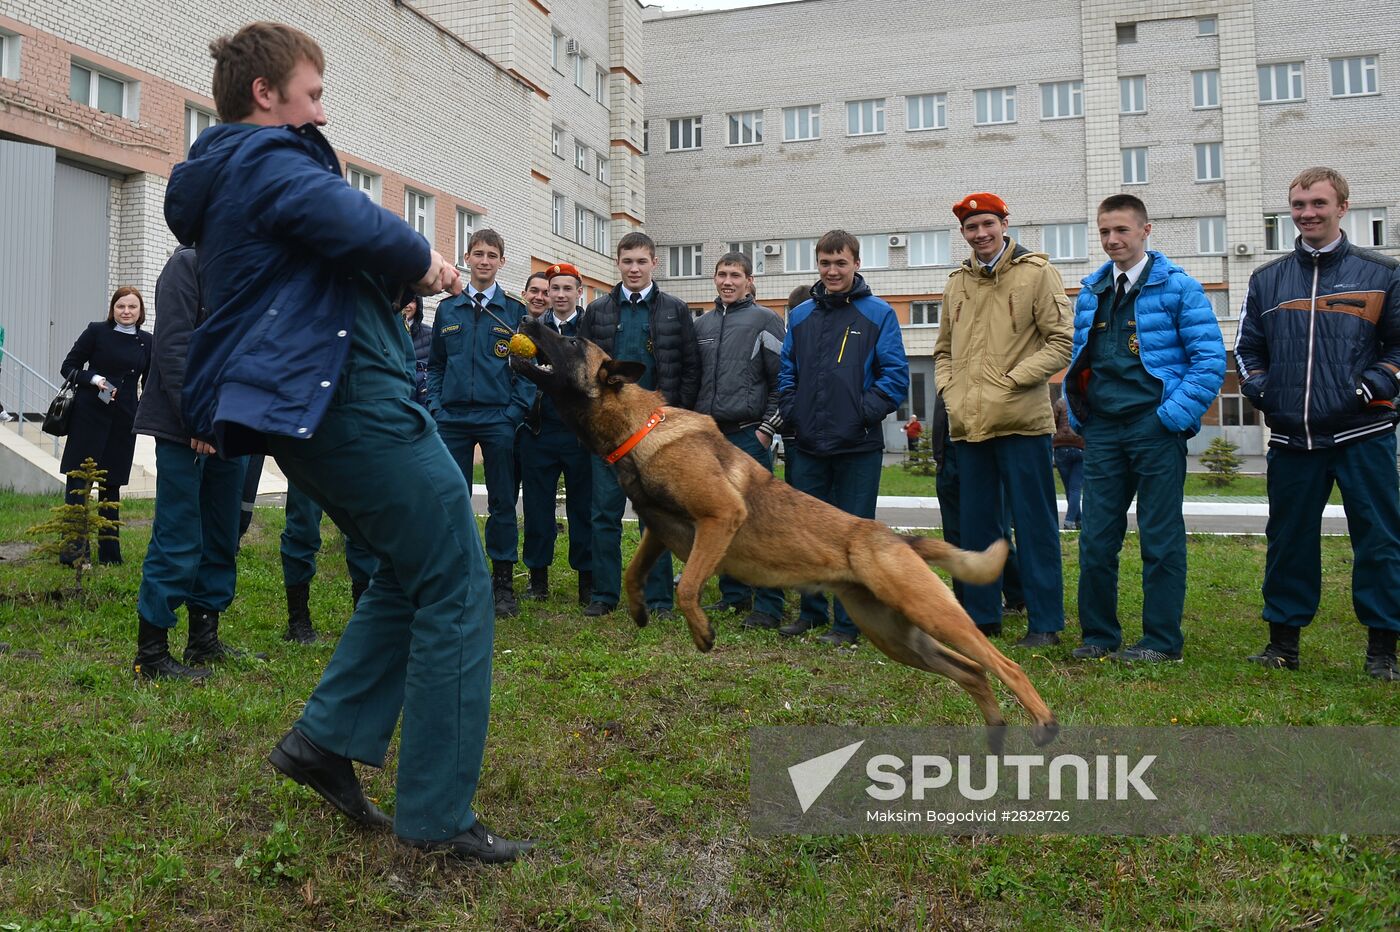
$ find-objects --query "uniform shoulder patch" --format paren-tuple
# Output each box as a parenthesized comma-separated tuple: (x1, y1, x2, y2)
(441, 323, 462, 335)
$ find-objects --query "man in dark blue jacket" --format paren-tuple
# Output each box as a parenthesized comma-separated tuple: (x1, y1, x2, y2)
(166, 22, 530, 861)
(1235, 167, 1400, 681)
(777, 229, 909, 645)
(427, 228, 533, 617)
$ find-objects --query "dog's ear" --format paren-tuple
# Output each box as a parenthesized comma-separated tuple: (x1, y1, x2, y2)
(599, 359, 646, 387)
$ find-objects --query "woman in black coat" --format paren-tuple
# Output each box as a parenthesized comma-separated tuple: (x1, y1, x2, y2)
(58, 287, 153, 565)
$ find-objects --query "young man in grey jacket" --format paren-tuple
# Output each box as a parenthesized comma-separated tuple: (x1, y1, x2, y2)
(693, 252, 786, 629)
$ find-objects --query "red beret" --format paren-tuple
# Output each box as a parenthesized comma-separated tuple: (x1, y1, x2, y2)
(953, 192, 1009, 223)
(545, 262, 582, 280)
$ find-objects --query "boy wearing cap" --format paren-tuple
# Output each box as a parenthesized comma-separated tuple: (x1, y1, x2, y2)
(777, 229, 909, 646)
(934, 193, 1073, 648)
(1063, 194, 1224, 664)
(427, 228, 534, 618)
(577, 232, 700, 618)
(519, 263, 593, 605)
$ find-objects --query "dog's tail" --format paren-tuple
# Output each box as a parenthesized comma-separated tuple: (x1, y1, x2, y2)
(901, 535, 1009, 585)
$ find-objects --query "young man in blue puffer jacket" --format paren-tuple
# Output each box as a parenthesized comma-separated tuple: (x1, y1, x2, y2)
(1064, 194, 1225, 664)
(1234, 167, 1400, 681)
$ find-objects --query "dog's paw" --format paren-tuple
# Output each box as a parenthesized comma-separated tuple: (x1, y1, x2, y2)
(986, 723, 1008, 757)
(690, 622, 716, 653)
(1032, 719, 1060, 747)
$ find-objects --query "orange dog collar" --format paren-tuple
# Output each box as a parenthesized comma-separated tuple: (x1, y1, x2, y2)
(605, 408, 666, 465)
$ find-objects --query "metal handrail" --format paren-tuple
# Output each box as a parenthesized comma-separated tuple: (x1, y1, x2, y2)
(0, 346, 64, 458)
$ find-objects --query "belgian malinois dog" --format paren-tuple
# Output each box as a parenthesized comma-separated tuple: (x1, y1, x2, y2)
(511, 316, 1057, 746)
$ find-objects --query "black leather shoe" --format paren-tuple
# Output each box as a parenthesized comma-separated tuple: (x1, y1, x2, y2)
(583, 600, 616, 617)
(1246, 643, 1299, 670)
(1071, 644, 1114, 660)
(741, 611, 781, 630)
(1113, 644, 1182, 663)
(1015, 632, 1060, 649)
(401, 819, 535, 864)
(268, 728, 391, 829)
(1365, 652, 1399, 681)
(576, 572, 593, 607)
(816, 629, 858, 647)
(703, 597, 751, 615)
(779, 617, 824, 637)
(526, 567, 549, 601)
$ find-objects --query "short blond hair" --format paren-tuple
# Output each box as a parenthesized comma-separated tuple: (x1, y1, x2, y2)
(1289, 167, 1350, 204)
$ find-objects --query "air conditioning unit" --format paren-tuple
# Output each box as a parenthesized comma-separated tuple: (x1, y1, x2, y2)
(565, 38, 581, 56)
(1233, 242, 1254, 257)
(762, 243, 783, 256)
(888, 234, 909, 248)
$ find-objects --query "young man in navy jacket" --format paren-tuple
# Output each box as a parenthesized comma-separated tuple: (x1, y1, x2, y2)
(167, 22, 530, 862)
(777, 229, 909, 646)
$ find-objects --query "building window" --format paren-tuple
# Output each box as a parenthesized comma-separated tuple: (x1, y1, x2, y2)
(783, 105, 820, 141)
(1040, 80, 1083, 119)
(575, 206, 589, 246)
(727, 110, 764, 146)
(1119, 75, 1147, 114)
(910, 301, 941, 326)
(595, 214, 610, 255)
(846, 98, 886, 136)
(725, 241, 766, 275)
(1044, 223, 1087, 261)
(1198, 17, 1217, 36)
(667, 116, 702, 151)
(70, 62, 133, 117)
(1116, 23, 1137, 44)
(906, 93, 946, 131)
(909, 230, 950, 267)
(642, 120, 649, 153)
(574, 51, 587, 90)
(1264, 213, 1298, 251)
(575, 142, 589, 172)
(0, 31, 18, 81)
(1121, 147, 1148, 185)
(1330, 56, 1378, 97)
(552, 126, 563, 158)
(1258, 62, 1304, 102)
(1219, 394, 1259, 427)
(1207, 290, 1232, 319)
(784, 238, 816, 274)
(974, 86, 1016, 125)
(596, 156, 609, 184)
(1342, 207, 1387, 247)
(454, 208, 480, 261)
(667, 244, 703, 278)
(185, 105, 218, 155)
(1194, 142, 1223, 182)
(551, 31, 564, 72)
(596, 67, 608, 106)
(552, 194, 565, 236)
(404, 190, 433, 245)
(1198, 217, 1226, 255)
(346, 166, 380, 203)
(1192, 70, 1220, 109)
(856, 234, 891, 269)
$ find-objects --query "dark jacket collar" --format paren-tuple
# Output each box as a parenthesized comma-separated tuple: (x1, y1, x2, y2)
(811, 274, 873, 310)
(1293, 231, 1350, 268)
(712, 295, 758, 314)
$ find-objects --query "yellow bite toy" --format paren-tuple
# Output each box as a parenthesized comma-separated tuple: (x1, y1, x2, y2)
(508, 333, 537, 358)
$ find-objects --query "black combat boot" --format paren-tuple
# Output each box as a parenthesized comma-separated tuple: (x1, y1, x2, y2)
(351, 578, 369, 611)
(184, 608, 267, 665)
(1246, 622, 1300, 670)
(526, 567, 549, 601)
(493, 561, 519, 617)
(1364, 627, 1398, 682)
(576, 571, 593, 608)
(134, 616, 210, 683)
(284, 582, 318, 644)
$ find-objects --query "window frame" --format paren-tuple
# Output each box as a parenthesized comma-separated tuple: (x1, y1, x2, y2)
(783, 238, 816, 274)
(551, 193, 565, 237)
(1342, 207, 1387, 247)
(1329, 55, 1379, 98)
(974, 86, 1017, 126)
(575, 141, 589, 172)
(1043, 223, 1088, 261)
(906, 93, 947, 131)
(1119, 75, 1147, 114)
(595, 66, 609, 106)
(346, 165, 381, 204)
(667, 243, 704, 279)
(1197, 16, 1217, 36)
(404, 189, 434, 246)
(908, 230, 950, 268)
(1264, 213, 1298, 252)
(184, 104, 218, 155)
(1219, 393, 1260, 427)
(551, 126, 563, 159)
(551, 31, 564, 73)
(1194, 142, 1223, 182)
(0, 31, 21, 81)
(725, 240, 766, 275)
(573, 50, 587, 91)
(1192, 69, 1220, 109)
(667, 116, 703, 152)
(782, 105, 821, 142)
(1258, 61, 1305, 103)
(846, 98, 887, 136)
(1040, 80, 1084, 120)
(726, 109, 764, 147)
(1121, 146, 1149, 185)
(856, 234, 891, 269)
(70, 60, 136, 118)
(455, 207, 480, 262)
(909, 301, 942, 327)
(1197, 216, 1226, 255)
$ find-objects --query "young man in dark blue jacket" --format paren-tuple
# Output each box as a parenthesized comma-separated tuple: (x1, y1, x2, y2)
(777, 229, 909, 646)
(1235, 167, 1400, 681)
(1064, 194, 1225, 664)
(694, 252, 786, 630)
(428, 228, 534, 617)
(577, 232, 700, 618)
(167, 22, 530, 862)
(518, 262, 593, 606)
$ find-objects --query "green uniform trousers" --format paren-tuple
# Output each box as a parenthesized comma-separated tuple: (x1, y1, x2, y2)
(268, 396, 494, 842)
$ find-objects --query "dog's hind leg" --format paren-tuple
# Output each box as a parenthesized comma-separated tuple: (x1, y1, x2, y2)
(623, 528, 668, 629)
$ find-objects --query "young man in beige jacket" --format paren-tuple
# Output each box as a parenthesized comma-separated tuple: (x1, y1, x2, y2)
(934, 192, 1073, 647)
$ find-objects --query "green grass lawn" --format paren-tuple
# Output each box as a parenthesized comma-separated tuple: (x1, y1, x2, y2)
(1, 490, 1395, 929)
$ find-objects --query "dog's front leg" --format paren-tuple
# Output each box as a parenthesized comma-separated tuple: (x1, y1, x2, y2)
(624, 528, 668, 629)
(675, 513, 745, 653)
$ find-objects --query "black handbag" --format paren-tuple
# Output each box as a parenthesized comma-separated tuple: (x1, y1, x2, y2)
(41, 372, 80, 437)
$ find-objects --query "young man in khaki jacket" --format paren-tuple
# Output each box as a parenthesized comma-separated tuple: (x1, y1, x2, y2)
(934, 192, 1073, 647)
